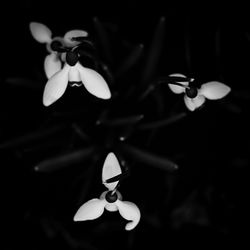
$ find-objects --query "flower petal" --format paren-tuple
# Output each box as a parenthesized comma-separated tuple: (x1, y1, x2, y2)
(68, 66, 81, 82)
(102, 153, 122, 191)
(29, 22, 52, 44)
(43, 64, 70, 106)
(168, 73, 188, 94)
(199, 81, 231, 100)
(77, 63, 111, 99)
(44, 54, 62, 79)
(184, 94, 206, 111)
(192, 94, 206, 109)
(73, 198, 106, 221)
(184, 95, 196, 111)
(116, 200, 141, 230)
(60, 52, 66, 62)
(64, 30, 88, 47)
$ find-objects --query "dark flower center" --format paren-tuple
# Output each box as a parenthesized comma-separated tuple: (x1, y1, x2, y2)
(66, 51, 79, 66)
(105, 191, 118, 203)
(185, 87, 198, 98)
(50, 40, 63, 52)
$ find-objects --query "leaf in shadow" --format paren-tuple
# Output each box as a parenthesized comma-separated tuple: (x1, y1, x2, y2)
(93, 17, 113, 63)
(141, 17, 166, 85)
(138, 112, 187, 130)
(115, 44, 144, 77)
(119, 143, 178, 172)
(34, 147, 94, 172)
(0, 124, 68, 149)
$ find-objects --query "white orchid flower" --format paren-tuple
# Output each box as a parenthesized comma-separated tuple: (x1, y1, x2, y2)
(29, 22, 88, 79)
(43, 51, 111, 106)
(168, 73, 231, 111)
(74, 152, 141, 231)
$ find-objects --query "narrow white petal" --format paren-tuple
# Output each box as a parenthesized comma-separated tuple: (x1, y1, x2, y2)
(199, 81, 231, 100)
(184, 95, 196, 111)
(60, 52, 66, 62)
(168, 84, 185, 94)
(64, 29, 88, 47)
(73, 198, 106, 221)
(102, 152, 122, 191)
(168, 73, 188, 94)
(69, 67, 81, 82)
(192, 94, 206, 109)
(43, 64, 70, 106)
(29, 22, 52, 44)
(77, 63, 111, 99)
(116, 200, 141, 230)
(44, 54, 62, 79)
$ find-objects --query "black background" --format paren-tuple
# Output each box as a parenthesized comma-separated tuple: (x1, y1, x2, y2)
(1, 1, 249, 249)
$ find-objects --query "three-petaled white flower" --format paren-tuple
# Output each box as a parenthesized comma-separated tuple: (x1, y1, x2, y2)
(168, 73, 231, 111)
(42, 50, 111, 106)
(29, 22, 88, 79)
(73, 152, 141, 231)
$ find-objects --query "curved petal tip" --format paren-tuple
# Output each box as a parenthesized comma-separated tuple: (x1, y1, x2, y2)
(116, 200, 141, 231)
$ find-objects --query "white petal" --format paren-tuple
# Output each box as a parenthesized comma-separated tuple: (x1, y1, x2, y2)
(60, 52, 66, 62)
(116, 200, 141, 231)
(168, 84, 185, 94)
(199, 81, 231, 100)
(77, 63, 111, 99)
(184, 94, 206, 111)
(102, 153, 122, 191)
(44, 54, 62, 79)
(73, 198, 106, 221)
(105, 202, 119, 212)
(29, 22, 52, 44)
(68, 66, 81, 82)
(192, 94, 206, 109)
(64, 29, 88, 47)
(184, 95, 196, 111)
(43, 64, 70, 106)
(168, 73, 188, 94)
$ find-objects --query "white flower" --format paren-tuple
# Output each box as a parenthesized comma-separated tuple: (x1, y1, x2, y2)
(29, 22, 88, 79)
(73, 152, 141, 231)
(168, 73, 231, 111)
(43, 51, 111, 106)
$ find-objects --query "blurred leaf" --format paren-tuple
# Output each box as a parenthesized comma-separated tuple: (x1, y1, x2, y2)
(101, 114, 144, 126)
(141, 17, 166, 85)
(34, 146, 94, 172)
(5, 77, 43, 90)
(116, 44, 144, 77)
(0, 124, 68, 149)
(93, 17, 113, 63)
(138, 112, 187, 130)
(120, 143, 178, 171)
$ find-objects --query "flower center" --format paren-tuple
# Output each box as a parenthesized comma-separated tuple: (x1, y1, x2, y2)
(185, 86, 198, 98)
(66, 51, 79, 66)
(50, 40, 63, 52)
(105, 191, 118, 203)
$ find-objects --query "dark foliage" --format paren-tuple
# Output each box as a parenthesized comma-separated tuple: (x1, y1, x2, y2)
(1, 2, 249, 249)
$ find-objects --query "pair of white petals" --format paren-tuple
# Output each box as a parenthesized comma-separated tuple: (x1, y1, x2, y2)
(168, 73, 231, 111)
(74, 152, 141, 231)
(43, 62, 111, 106)
(30, 22, 88, 79)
